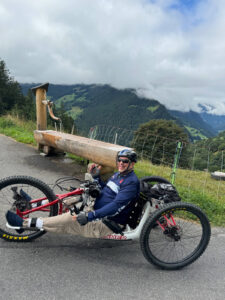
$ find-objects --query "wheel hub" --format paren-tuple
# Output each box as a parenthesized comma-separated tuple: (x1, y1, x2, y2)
(164, 226, 181, 241)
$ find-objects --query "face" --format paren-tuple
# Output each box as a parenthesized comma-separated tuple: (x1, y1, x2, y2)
(117, 156, 135, 173)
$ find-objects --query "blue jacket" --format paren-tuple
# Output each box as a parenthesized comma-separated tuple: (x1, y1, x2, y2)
(87, 171, 140, 225)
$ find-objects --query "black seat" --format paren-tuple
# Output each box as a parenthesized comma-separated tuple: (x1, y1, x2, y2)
(125, 181, 151, 229)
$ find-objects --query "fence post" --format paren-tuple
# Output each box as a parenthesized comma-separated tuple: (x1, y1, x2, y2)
(31, 83, 49, 151)
(171, 141, 182, 185)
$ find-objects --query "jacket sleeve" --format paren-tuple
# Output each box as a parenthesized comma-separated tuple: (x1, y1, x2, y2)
(87, 181, 139, 221)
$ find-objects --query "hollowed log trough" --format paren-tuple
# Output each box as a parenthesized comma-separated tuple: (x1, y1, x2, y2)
(34, 130, 131, 169)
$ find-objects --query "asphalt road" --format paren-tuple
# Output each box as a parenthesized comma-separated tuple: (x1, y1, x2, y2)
(0, 134, 224, 300)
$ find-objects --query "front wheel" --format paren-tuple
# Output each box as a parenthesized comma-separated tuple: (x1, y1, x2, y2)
(0, 176, 58, 242)
(140, 202, 211, 270)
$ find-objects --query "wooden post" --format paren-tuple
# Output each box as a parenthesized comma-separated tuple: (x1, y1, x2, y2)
(32, 83, 49, 130)
(32, 83, 49, 151)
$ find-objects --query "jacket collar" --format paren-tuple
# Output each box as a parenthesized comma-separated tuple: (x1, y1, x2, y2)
(118, 169, 134, 178)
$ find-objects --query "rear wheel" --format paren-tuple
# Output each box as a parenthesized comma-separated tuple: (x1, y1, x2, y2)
(140, 202, 211, 270)
(0, 176, 58, 242)
(140, 176, 171, 185)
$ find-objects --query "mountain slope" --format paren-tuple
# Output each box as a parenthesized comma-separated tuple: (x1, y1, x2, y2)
(20, 83, 216, 140)
(21, 83, 176, 135)
(70, 85, 176, 135)
(169, 110, 216, 140)
(200, 112, 225, 132)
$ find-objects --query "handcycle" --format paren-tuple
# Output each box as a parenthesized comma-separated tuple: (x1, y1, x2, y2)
(0, 174, 211, 270)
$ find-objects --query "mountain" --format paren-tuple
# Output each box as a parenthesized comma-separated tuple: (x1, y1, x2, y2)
(169, 110, 216, 140)
(197, 104, 225, 133)
(21, 83, 176, 134)
(200, 113, 225, 132)
(20, 83, 216, 140)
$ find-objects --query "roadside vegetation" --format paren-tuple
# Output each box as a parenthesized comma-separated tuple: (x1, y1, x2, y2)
(0, 115, 36, 145)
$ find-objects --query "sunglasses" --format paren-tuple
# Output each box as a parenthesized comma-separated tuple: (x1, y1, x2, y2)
(118, 158, 129, 164)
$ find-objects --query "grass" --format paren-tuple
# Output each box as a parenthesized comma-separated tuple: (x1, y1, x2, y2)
(66, 152, 88, 165)
(147, 105, 159, 113)
(67, 106, 83, 119)
(1, 115, 224, 227)
(54, 93, 88, 108)
(54, 93, 76, 107)
(0, 115, 36, 145)
(135, 160, 225, 226)
(185, 125, 207, 139)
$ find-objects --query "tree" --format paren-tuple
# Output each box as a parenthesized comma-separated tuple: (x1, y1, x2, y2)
(0, 59, 25, 115)
(49, 101, 76, 134)
(191, 130, 225, 172)
(132, 119, 189, 166)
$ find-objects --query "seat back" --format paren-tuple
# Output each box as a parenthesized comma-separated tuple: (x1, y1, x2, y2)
(125, 181, 151, 229)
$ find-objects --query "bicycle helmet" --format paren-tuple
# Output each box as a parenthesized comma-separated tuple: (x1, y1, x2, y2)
(117, 149, 137, 163)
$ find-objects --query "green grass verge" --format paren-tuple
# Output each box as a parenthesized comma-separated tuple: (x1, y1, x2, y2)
(0, 115, 36, 145)
(66, 153, 88, 165)
(1, 115, 224, 226)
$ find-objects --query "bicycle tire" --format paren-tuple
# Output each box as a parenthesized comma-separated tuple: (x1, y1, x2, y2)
(140, 202, 211, 270)
(0, 176, 58, 242)
(140, 176, 171, 185)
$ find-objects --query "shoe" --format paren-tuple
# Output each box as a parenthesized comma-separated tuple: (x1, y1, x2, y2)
(5, 211, 24, 234)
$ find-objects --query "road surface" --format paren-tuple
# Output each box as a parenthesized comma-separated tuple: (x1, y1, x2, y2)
(0, 135, 224, 300)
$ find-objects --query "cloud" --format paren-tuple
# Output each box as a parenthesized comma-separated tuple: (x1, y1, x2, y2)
(1, 0, 225, 114)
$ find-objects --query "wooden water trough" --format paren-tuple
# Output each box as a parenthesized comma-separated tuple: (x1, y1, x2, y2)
(32, 83, 131, 169)
(34, 130, 129, 168)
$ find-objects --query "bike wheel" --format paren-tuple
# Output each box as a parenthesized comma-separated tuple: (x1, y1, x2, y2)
(0, 176, 58, 242)
(140, 176, 171, 185)
(140, 202, 211, 270)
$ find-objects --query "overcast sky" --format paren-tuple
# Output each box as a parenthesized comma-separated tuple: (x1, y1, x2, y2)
(1, 0, 225, 114)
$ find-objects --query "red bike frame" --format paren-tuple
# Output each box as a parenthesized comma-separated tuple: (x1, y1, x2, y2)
(17, 187, 84, 218)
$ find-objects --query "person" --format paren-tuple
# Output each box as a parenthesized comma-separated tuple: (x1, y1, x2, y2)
(6, 149, 140, 238)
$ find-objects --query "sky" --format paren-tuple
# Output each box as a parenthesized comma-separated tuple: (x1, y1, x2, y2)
(1, 0, 225, 114)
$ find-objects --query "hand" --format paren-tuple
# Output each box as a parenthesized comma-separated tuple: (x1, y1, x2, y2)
(77, 212, 88, 226)
(89, 164, 101, 178)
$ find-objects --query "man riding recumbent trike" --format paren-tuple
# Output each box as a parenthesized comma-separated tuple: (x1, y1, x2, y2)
(1, 149, 211, 270)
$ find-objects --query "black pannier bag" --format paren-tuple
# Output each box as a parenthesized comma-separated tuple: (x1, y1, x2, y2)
(126, 180, 181, 229)
(149, 183, 181, 204)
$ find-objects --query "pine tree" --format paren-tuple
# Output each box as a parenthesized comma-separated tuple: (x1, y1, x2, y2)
(0, 59, 24, 115)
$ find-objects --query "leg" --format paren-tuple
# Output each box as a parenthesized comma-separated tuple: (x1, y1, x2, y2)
(24, 212, 113, 238)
